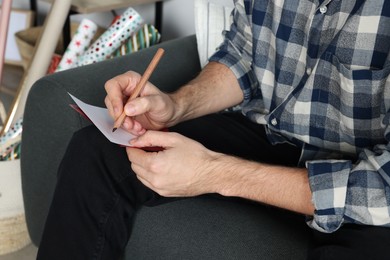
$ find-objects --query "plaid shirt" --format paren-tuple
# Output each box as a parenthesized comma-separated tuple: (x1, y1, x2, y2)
(210, 0, 390, 233)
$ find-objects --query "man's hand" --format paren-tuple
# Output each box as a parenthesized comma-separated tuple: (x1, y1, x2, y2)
(127, 130, 315, 215)
(127, 131, 222, 197)
(104, 71, 177, 136)
(104, 62, 244, 136)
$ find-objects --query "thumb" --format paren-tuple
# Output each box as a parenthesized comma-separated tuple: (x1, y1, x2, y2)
(124, 96, 153, 117)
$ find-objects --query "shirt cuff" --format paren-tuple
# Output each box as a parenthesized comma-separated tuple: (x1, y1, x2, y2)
(305, 160, 352, 233)
(209, 49, 256, 105)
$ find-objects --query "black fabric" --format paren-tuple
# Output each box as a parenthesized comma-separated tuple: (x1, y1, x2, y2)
(37, 113, 305, 259)
(37, 124, 179, 259)
(170, 112, 301, 166)
(307, 224, 390, 260)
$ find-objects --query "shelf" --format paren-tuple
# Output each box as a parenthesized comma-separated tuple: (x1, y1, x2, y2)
(33, 0, 167, 50)
(40, 0, 168, 14)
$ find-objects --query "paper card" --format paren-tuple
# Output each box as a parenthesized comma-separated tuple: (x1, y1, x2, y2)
(68, 93, 135, 146)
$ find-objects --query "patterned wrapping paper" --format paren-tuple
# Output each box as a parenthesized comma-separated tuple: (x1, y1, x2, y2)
(76, 7, 144, 66)
(0, 117, 22, 161)
(55, 19, 98, 72)
(0, 141, 21, 161)
(112, 24, 161, 57)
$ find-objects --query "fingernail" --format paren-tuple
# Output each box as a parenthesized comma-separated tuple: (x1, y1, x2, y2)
(134, 122, 141, 132)
(138, 129, 146, 136)
(125, 104, 136, 115)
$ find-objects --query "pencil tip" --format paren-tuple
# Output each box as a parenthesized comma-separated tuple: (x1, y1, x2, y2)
(112, 128, 117, 133)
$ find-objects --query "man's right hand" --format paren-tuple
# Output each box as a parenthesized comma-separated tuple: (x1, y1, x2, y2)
(104, 71, 177, 136)
(105, 62, 243, 136)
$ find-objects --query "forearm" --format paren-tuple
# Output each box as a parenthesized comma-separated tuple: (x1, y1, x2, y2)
(210, 154, 315, 216)
(128, 130, 314, 215)
(170, 62, 243, 123)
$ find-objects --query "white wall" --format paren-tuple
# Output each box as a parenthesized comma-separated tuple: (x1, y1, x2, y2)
(161, 0, 196, 40)
(3, 0, 196, 41)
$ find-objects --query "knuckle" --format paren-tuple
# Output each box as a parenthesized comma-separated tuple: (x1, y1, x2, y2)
(150, 177, 165, 191)
(104, 79, 115, 92)
(149, 162, 160, 174)
(167, 132, 182, 145)
(104, 96, 110, 106)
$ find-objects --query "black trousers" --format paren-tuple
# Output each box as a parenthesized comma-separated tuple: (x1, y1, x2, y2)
(37, 113, 389, 259)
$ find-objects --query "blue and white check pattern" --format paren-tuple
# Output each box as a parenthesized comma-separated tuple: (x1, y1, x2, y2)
(210, 0, 390, 233)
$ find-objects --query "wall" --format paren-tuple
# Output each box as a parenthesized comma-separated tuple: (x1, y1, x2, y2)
(3, 0, 196, 41)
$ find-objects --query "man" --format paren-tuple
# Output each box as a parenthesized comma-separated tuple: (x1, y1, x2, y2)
(38, 0, 390, 259)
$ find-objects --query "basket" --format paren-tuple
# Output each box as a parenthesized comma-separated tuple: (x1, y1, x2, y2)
(0, 159, 30, 255)
(14, 23, 105, 70)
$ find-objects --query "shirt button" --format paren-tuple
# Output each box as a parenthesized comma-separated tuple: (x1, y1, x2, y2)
(271, 118, 278, 126)
(320, 6, 327, 14)
(306, 67, 312, 75)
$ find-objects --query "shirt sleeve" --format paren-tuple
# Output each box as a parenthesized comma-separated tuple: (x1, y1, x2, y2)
(306, 123, 390, 232)
(208, 0, 257, 105)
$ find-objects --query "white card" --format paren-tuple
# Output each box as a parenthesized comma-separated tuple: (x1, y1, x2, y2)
(69, 93, 135, 146)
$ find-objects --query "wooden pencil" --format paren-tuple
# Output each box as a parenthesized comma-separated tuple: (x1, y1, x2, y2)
(112, 48, 165, 132)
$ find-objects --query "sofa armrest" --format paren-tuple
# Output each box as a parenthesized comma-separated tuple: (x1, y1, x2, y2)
(21, 35, 201, 246)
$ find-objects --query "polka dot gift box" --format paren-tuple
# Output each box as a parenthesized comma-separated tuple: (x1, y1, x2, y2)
(76, 7, 144, 66)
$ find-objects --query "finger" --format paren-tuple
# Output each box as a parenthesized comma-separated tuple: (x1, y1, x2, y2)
(105, 81, 126, 118)
(105, 71, 141, 96)
(130, 131, 177, 148)
(106, 101, 146, 136)
(104, 96, 115, 119)
(121, 117, 136, 132)
(130, 155, 166, 195)
(134, 172, 174, 198)
(122, 71, 142, 95)
(105, 72, 141, 118)
(124, 95, 157, 117)
(127, 147, 154, 169)
(134, 173, 158, 193)
(122, 117, 147, 136)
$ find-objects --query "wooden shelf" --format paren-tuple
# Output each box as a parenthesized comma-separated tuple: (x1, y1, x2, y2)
(41, 0, 168, 14)
(34, 0, 167, 50)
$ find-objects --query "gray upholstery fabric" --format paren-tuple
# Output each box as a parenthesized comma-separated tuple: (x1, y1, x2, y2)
(21, 35, 311, 259)
(127, 196, 310, 259)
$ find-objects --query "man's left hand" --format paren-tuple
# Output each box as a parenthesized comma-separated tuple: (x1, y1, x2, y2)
(126, 131, 222, 197)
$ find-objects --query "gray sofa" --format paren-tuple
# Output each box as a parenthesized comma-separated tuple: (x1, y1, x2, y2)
(21, 35, 311, 259)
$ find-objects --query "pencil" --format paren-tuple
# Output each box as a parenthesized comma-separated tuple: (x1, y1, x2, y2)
(112, 48, 165, 132)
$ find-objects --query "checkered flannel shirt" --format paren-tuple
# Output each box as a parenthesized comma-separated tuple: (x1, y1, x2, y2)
(210, 0, 390, 233)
